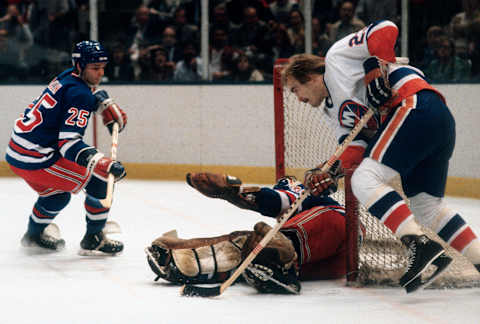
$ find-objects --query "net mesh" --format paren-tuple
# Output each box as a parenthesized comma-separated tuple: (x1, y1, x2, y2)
(278, 79, 480, 289)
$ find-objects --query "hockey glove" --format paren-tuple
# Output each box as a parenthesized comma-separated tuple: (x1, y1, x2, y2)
(304, 160, 344, 197)
(186, 172, 260, 211)
(94, 156, 126, 181)
(94, 90, 127, 134)
(363, 57, 392, 113)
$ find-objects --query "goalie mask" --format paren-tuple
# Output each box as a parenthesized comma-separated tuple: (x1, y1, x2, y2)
(273, 175, 304, 193)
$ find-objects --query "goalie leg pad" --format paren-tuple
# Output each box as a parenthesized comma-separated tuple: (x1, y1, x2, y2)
(146, 231, 250, 285)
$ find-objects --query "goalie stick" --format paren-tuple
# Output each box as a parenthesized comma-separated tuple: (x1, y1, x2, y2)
(99, 122, 119, 208)
(180, 108, 375, 297)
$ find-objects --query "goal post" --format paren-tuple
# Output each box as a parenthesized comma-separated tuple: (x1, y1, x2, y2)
(273, 58, 480, 288)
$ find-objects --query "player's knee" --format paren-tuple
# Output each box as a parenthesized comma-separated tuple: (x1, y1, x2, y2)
(351, 158, 399, 206)
(38, 192, 71, 211)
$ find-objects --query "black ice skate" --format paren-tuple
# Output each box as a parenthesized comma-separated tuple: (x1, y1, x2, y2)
(399, 234, 451, 293)
(404, 253, 452, 293)
(475, 264, 480, 272)
(79, 230, 123, 256)
(21, 223, 65, 251)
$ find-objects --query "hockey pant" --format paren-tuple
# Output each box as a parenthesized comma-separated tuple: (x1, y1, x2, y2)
(10, 157, 110, 235)
(281, 205, 347, 280)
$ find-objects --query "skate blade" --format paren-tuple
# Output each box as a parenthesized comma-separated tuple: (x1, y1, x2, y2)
(400, 249, 445, 287)
(405, 255, 452, 293)
(78, 248, 123, 257)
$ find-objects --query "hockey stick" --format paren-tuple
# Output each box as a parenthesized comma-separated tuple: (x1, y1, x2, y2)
(99, 122, 119, 208)
(180, 108, 375, 297)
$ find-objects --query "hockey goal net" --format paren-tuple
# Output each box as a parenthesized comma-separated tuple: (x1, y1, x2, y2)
(273, 59, 480, 288)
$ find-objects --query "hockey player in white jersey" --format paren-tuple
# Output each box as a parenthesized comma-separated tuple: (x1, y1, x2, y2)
(282, 20, 480, 293)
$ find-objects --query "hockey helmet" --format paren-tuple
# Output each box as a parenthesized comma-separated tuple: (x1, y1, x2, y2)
(72, 40, 109, 70)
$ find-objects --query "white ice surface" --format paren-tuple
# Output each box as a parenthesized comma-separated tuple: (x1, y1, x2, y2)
(1, 178, 479, 324)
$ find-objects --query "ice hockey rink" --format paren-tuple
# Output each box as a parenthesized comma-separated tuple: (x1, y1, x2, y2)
(2, 178, 479, 324)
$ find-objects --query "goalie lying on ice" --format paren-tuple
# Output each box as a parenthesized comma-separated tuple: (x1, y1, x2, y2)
(146, 172, 352, 294)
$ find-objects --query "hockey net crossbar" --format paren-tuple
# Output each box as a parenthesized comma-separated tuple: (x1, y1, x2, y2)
(273, 59, 480, 289)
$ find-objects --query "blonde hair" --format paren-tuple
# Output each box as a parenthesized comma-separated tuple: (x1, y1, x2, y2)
(281, 54, 325, 85)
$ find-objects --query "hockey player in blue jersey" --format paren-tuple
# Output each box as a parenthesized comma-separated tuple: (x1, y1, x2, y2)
(6, 40, 128, 255)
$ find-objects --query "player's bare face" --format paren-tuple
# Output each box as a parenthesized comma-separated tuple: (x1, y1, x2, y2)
(82, 62, 106, 86)
(287, 74, 328, 107)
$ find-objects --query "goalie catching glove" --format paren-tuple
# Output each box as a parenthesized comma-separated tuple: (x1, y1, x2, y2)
(145, 221, 300, 294)
(304, 160, 344, 197)
(186, 172, 261, 211)
(94, 90, 127, 134)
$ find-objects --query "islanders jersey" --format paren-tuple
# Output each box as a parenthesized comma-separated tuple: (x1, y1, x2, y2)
(6, 68, 99, 170)
(323, 20, 443, 152)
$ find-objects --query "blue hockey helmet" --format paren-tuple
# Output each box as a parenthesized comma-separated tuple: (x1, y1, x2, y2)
(72, 40, 109, 70)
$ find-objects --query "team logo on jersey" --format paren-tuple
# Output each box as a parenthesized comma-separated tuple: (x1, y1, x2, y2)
(338, 100, 379, 130)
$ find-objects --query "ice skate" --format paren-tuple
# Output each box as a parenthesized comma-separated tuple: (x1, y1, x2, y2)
(399, 235, 451, 293)
(21, 223, 65, 251)
(475, 264, 480, 272)
(79, 230, 123, 256)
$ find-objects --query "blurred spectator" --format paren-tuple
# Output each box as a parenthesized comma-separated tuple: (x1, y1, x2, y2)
(416, 25, 446, 70)
(448, 0, 480, 59)
(211, 3, 236, 35)
(268, 0, 297, 25)
(312, 16, 332, 57)
(231, 6, 272, 71)
(354, 0, 399, 25)
(128, 5, 164, 79)
(147, 0, 176, 24)
(424, 35, 472, 82)
(104, 42, 135, 82)
(328, 0, 365, 42)
(0, 4, 33, 69)
(209, 26, 234, 80)
(231, 51, 264, 82)
(33, 0, 71, 52)
(161, 25, 183, 62)
(141, 46, 175, 81)
(174, 42, 203, 81)
(212, 46, 236, 81)
(270, 23, 295, 62)
(0, 30, 26, 81)
(173, 5, 199, 44)
(287, 8, 305, 54)
(226, 0, 273, 26)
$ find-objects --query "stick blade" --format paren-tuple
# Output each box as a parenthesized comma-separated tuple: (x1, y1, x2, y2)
(180, 284, 221, 297)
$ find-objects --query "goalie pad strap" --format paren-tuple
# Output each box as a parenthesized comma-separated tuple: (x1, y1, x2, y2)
(152, 231, 251, 250)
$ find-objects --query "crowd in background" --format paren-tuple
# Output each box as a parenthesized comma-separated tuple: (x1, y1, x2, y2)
(0, 0, 478, 83)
